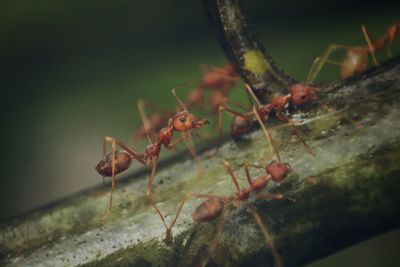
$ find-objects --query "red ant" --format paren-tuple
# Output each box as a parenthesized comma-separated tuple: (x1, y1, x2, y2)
(166, 159, 293, 267)
(184, 63, 241, 112)
(218, 84, 319, 155)
(132, 64, 240, 144)
(95, 89, 209, 243)
(307, 22, 400, 82)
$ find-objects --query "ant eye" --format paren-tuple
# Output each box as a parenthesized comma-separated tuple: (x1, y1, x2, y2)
(179, 117, 186, 123)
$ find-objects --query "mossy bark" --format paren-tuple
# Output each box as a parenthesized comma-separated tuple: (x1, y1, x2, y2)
(1, 57, 400, 266)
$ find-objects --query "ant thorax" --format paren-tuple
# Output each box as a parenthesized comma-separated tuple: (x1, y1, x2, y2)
(257, 104, 273, 121)
(270, 95, 290, 111)
(145, 143, 162, 160)
(158, 127, 174, 145)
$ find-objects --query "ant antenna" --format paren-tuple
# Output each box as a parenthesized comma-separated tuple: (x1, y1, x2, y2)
(170, 80, 197, 110)
(171, 89, 188, 111)
(245, 84, 262, 107)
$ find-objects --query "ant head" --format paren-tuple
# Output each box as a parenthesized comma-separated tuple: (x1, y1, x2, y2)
(289, 83, 319, 106)
(266, 161, 292, 183)
(95, 151, 132, 177)
(171, 110, 209, 132)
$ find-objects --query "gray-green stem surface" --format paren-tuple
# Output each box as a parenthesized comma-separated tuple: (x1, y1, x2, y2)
(1, 58, 400, 266)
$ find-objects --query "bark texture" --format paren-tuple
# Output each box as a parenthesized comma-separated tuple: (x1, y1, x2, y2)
(0, 57, 400, 266)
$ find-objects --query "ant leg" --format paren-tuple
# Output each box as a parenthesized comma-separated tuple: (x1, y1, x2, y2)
(217, 104, 251, 137)
(274, 112, 315, 156)
(104, 136, 147, 165)
(247, 205, 285, 267)
(199, 206, 233, 267)
(166, 192, 193, 242)
(256, 193, 296, 203)
(246, 84, 282, 160)
(314, 98, 364, 130)
(166, 132, 189, 149)
(145, 157, 172, 243)
(137, 99, 176, 144)
(307, 44, 358, 83)
(361, 25, 378, 66)
(222, 160, 242, 193)
(182, 133, 204, 177)
(243, 162, 265, 186)
(102, 137, 107, 185)
(223, 97, 250, 111)
(252, 106, 281, 162)
(100, 136, 148, 223)
(102, 138, 116, 223)
(167, 193, 223, 240)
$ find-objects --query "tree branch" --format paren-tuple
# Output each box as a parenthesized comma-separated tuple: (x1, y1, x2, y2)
(203, 0, 297, 101)
(1, 56, 400, 266)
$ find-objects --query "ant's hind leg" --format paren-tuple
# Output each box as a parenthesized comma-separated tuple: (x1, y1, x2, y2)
(247, 205, 285, 267)
(145, 158, 173, 243)
(361, 25, 378, 66)
(99, 136, 147, 223)
(102, 138, 116, 224)
(217, 104, 250, 137)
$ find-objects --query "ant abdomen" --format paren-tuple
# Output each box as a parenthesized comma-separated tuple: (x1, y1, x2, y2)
(95, 150, 132, 177)
(231, 116, 252, 139)
(192, 197, 225, 222)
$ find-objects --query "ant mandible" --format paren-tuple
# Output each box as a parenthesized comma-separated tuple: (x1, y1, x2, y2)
(307, 22, 400, 82)
(95, 89, 209, 243)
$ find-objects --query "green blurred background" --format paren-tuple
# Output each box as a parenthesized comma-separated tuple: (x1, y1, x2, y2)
(1, 0, 399, 266)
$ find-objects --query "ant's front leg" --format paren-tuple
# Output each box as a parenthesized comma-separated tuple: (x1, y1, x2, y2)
(166, 193, 224, 243)
(165, 131, 189, 150)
